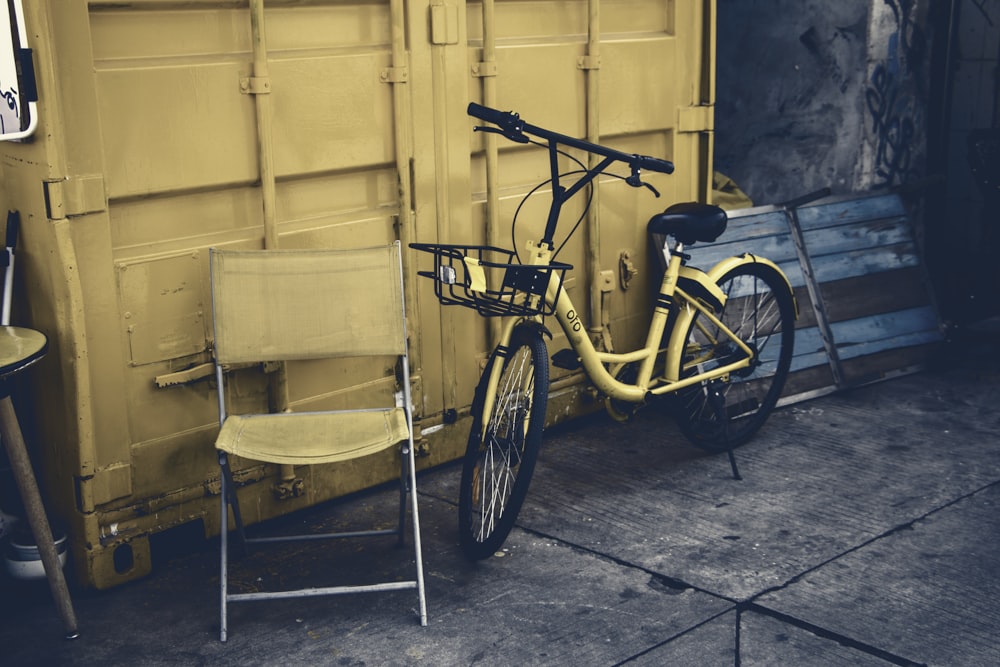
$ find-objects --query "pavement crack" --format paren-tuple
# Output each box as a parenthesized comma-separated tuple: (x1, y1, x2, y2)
(740, 601, 927, 667)
(749, 478, 1000, 600)
(518, 523, 738, 602)
(612, 607, 737, 666)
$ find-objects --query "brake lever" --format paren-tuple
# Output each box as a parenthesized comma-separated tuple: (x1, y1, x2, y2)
(473, 125, 530, 144)
(626, 172, 661, 198)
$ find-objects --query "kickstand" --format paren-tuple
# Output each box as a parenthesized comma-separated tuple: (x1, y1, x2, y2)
(707, 381, 742, 481)
(726, 449, 742, 481)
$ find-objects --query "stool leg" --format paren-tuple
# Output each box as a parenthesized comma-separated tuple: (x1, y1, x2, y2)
(0, 396, 79, 639)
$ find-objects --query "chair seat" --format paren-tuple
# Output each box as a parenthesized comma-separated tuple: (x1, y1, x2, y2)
(210, 243, 426, 641)
(216, 408, 409, 465)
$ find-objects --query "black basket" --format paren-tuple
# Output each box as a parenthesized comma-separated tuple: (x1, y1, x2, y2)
(410, 243, 571, 317)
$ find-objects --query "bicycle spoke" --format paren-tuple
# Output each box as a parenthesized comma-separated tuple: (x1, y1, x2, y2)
(459, 328, 549, 559)
(673, 264, 794, 451)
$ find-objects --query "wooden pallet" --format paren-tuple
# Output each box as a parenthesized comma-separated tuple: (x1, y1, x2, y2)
(684, 192, 944, 404)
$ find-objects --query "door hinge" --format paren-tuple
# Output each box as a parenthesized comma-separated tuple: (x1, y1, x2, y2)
(44, 175, 107, 219)
(429, 2, 459, 45)
(76, 463, 133, 512)
(677, 105, 715, 133)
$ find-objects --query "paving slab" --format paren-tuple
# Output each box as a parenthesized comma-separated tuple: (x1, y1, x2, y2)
(0, 357, 996, 665)
(755, 483, 1000, 667)
(511, 368, 999, 601)
(0, 492, 730, 666)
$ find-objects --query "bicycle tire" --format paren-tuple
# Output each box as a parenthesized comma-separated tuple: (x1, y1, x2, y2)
(671, 262, 795, 452)
(459, 326, 549, 560)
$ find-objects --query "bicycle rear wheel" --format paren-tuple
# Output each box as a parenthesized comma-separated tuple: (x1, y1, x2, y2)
(459, 326, 548, 560)
(672, 262, 794, 452)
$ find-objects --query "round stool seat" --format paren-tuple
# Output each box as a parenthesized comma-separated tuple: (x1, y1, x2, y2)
(0, 326, 47, 381)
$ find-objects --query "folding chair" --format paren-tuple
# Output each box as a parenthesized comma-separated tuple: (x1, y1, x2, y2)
(210, 241, 427, 642)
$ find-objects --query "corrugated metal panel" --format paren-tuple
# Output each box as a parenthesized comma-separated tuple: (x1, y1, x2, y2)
(0, 0, 715, 589)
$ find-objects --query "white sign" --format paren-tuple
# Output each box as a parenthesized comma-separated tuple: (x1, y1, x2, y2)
(0, 6, 21, 135)
(0, 1, 36, 140)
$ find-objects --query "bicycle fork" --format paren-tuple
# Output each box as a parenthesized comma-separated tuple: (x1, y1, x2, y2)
(476, 316, 538, 442)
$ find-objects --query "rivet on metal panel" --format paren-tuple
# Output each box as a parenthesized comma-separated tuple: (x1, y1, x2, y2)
(577, 55, 601, 70)
(379, 66, 409, 84)
(472, 61, 497, 78)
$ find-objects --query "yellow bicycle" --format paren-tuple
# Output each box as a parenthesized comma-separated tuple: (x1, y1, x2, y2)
(413, 103, 796, 560)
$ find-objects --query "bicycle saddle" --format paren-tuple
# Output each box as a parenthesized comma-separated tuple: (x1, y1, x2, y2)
(647, 202, 727, 245)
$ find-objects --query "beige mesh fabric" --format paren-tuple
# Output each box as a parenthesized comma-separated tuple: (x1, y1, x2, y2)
(210, 245, 405, 364)
(210, 243, 411, 462)
(216, 408, 409, 465)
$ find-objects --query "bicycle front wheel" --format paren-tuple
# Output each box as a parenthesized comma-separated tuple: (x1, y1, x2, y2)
(672, 262, 795, 452)
(459, 326, 549, 560)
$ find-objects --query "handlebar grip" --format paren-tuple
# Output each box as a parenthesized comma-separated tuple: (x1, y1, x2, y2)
(467, 102, 529, 143)
(467, 102, 513, 127)
(635, 155, 675, 175)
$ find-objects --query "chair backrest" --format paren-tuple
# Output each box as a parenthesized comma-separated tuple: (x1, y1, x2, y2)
(210, 243, 406, 365)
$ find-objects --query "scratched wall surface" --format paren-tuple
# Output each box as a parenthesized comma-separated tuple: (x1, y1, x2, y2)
(714, 0, 931, 205)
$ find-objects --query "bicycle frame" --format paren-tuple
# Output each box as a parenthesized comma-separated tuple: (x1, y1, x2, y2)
(468, 104, 794, 435)
(477, 241, 771, 431)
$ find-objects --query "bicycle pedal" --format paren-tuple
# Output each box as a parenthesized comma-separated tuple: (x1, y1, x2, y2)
(551, 349, 582, 370)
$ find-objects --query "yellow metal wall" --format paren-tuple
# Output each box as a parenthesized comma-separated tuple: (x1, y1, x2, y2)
(0, 0, 714, 588)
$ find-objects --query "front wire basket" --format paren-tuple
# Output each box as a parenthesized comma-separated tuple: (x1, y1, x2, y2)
(410, 243, 571, 317)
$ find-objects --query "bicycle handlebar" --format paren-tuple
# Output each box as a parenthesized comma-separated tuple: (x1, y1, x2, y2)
(468, 102, 675, 175)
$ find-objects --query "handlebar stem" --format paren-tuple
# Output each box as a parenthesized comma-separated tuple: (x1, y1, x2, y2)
(467, 102, 675, 248)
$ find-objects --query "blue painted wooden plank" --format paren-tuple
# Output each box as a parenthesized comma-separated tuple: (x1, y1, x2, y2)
(796, 194, 905, 231)
(811, 244, 920, 282)
(724, 210, 790, 238)
(777, 261, 808, 288)
(802, 220, 915, 259)
(830, 306, 942, 346)
(790, 349, 832, 373)
(682, 248, 807, 290)
(791, 326, 827, 355)
(689, 234, 800, 268)
(790, 325, 831, 372)
(836, 330, 943, 360)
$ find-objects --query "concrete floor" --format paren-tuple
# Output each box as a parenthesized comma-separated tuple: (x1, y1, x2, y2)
(1, 335, 998, 666)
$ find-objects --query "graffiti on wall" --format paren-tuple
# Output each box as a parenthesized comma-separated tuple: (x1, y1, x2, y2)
(969, 0, 996, 26)
(865, 0, 927, 187)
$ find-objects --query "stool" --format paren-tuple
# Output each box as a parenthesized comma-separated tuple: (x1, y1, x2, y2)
(0, 325, 78, 638)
